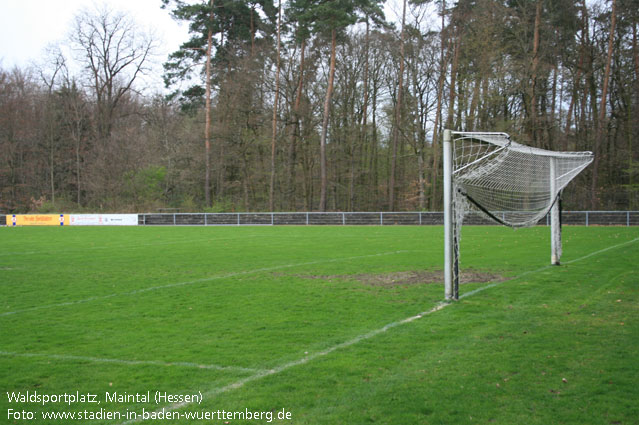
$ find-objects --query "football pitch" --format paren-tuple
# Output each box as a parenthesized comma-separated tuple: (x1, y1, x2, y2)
(1, 225, 638, 424)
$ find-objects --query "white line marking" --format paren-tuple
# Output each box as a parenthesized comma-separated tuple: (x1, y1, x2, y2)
(0, 351, 262, 374)
(121, 236, 639, 423)
(0, 251, 410, 317)
(461, 236, 639, 299)
(121, 302, 450, 424)
(562, 237, 639, 264)
(0, 235, 262, 257)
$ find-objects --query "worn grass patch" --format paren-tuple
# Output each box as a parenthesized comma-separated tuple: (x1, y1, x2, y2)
(291, 268, 506, 287)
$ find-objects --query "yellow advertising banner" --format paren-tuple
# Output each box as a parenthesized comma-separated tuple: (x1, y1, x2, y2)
(7, 214, 66, 226)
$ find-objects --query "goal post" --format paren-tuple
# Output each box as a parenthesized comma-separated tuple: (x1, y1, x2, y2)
(443, 129, 462, 300)
(443, 130, 593, 301)
(443, 129, 456, 300)
(549, 158, 561, 265)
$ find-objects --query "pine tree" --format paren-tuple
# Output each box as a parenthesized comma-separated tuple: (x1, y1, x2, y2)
(162, 0, 276, 207)
(290, 0, 383, 211)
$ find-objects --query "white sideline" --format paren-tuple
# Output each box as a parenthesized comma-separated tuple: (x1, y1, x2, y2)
(121, 236, 639, 424)
(0, 351, 262, 374)
(0, 250, 411, 317)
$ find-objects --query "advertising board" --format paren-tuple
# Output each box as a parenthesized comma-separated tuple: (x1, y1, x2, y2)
(7, 214, 65, 226)
(67, 214, 138, 226)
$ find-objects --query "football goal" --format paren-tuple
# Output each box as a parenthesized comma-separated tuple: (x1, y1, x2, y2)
(442, 130, 594, 300)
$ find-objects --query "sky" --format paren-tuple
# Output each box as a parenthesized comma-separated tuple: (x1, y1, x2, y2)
(0, 0, 407, 92)
(0, 0, 190, 91)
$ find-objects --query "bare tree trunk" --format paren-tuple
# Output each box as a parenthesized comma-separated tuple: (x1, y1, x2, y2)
(269, 0, 281, 211)
(319, 29, 337, 212)
(287, 40, 305, 210)
(302, 134, 312, 210)
(361, 19, 370, 134)
(445, 35, 460, 129)
(631, 22, 639, 197)
(429, 0, 447, 210)
(204, 0, 215, 208)
(359, 19, 371, 210)
(633, 22, 639, 81)
(530, 0, 542, 144)
(592, 0, 616, 208)
(389, 0, 407, 211)
(564, 51, 584, 135)
(49, 138, 55, 204)
(75, 129, 81, 206)
(250, 6, 255, 58)
(242, 151, 251, 211)
(66, 81, 84, 207)
(45, 93, 56, 205)
(578, 0, 592, 145)
(371, 82, 379, 210)
(40, 64, 63, 206)
(549, 64, 558, 149)
(418, 151, 426, 209)
(467, 76, 481, 131)
(598, 0, 616, 131)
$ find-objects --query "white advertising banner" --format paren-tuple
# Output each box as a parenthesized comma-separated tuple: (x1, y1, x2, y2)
(68, 214, 138, 226)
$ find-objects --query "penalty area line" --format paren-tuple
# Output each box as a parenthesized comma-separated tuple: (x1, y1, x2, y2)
(121, 235, 639, 424)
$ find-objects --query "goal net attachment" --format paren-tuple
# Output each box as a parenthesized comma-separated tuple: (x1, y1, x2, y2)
(442, 130, 593, 300)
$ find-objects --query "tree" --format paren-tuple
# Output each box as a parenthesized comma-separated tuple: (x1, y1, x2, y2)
(592, 0, 617, 208)
(284, 0, 313, 210)
(204, 0, 215, 208)
(389, 0, 408, 211)
(71, 5, 156, 144)
(0, 68, 40, 212)
(38, 50, 67, 205)
(2, 0, 636, 213)
(294, 0, 384, 211)
(411, 0, 449, 210)
(163, 0, 276, 208)
(57, 80, 90, 207)
(269, 0, 282, 211)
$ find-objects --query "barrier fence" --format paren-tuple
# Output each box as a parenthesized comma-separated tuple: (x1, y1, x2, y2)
(137, 211, 638, 226)
(2, 211, 638, 227)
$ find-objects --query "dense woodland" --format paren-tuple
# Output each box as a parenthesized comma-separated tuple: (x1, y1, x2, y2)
(1, 0, 637, 213)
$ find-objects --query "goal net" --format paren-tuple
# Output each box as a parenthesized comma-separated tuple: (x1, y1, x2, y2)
(443, 130, 593, 300)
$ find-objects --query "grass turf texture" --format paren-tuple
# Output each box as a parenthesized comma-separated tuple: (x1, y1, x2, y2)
(0, 225, 637, 424)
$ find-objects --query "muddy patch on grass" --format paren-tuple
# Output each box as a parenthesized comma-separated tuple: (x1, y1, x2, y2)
(293, 269, 506, 287)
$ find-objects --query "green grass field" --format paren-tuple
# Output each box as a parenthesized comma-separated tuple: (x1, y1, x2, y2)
(1, 225, 638, 424)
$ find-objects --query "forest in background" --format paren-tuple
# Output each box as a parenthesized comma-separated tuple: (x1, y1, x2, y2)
(1, 0, 637, 213)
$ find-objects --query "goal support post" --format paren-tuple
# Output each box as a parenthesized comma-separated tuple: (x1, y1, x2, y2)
(443, 129, 456, 300)
(550, 158, 562, 265)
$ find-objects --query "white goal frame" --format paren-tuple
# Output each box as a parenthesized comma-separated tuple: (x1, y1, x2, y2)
(443, 129, 593, 301)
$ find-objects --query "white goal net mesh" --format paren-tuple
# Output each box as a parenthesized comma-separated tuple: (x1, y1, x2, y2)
(445, 131, 594, 300)
(452, 132, 594, 228)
